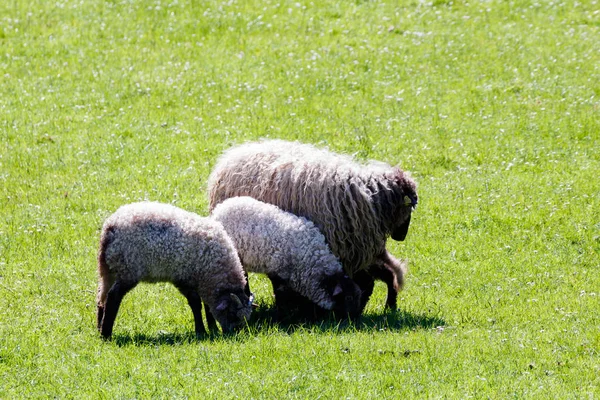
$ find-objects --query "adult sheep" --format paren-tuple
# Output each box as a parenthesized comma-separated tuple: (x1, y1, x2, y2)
(97, 202, 253, 338)
(207, 139, 417, 312)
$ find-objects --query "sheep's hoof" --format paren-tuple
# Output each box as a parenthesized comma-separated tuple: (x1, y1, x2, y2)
(100, 328, 113, 340)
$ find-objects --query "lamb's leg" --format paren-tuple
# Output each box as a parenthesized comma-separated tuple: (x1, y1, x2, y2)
(269, 275, 296, 314)
(175, 283, 206, 336)
(97, 275, 115, 332)
(100, 280, 136, 339)
(353, 270, 375, 313)
(97, 306, 104, 332)
(269, 274, 318, 320)
(204, 303, 217, 332)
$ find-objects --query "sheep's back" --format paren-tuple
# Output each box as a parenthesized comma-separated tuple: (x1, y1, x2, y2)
(102, 202, 243, 287)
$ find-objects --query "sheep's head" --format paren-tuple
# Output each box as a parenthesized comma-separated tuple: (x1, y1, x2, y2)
(387, 168, 418, 242)
(325, 272, 362, 320)
(212, 289, 253, 333)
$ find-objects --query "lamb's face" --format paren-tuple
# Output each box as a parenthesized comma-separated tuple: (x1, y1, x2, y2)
(212, 290, 253, 333)
(328, 273, 362, 320)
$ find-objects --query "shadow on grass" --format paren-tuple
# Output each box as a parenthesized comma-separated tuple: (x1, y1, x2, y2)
(111, 331, 202, 347)
(247, 303, 445, 334)
(109, 305, 445, 346)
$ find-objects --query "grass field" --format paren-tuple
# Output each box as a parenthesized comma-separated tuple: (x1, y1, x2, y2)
(1, 0, 599, 397)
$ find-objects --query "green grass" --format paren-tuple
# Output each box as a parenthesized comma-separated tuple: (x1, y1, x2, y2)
(1, 0, 599, 397)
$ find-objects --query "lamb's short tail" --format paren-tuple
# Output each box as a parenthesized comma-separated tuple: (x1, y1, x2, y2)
(97, 226, 115, 276)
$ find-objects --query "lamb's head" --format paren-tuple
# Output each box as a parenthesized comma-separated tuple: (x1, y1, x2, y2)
(212, 289, 253, 333)
(324, 272, 362, 320)
(379, 168, 418, 242)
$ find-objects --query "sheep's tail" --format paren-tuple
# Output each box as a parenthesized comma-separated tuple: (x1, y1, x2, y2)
(382, 251, 408, 291)
(98, 227, 114, 275)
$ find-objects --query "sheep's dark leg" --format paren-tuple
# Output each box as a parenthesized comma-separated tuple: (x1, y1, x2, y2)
(269, 275, 297, 313)
(384, 277, 398, 310)
(97, 275, 115, 332)
(353, 270, 375, 313)
(97, 306, 104, 332)
(175, 283, 206, 336)
(269, 274, 319, 321)
(270, 275, 293, 309)
(368, 264, 398, 310)
(204, 303, 217, 332)
(100, 280, 136, 339)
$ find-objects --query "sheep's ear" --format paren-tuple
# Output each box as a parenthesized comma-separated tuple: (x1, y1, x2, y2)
(230, 293, 243, 308)
(215, 298, 229, 311)
(332, 284, 343, 297)
(391, 214, 411, 241)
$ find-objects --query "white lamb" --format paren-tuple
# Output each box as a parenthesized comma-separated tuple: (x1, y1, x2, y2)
(210, 196, 362, 319)
(97, 201, 253, 338)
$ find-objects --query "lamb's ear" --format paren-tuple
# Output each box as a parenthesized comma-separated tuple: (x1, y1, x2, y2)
(230, 293, 243, 308)
(332, 283, 343, 297)
(215, 298, 229, 311)
(391, 214, 411, 241)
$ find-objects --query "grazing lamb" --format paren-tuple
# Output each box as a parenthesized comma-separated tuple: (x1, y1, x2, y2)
(207, 139, 417, 312)
(97, 202, 252, 339)
(210, 196, 362, 319)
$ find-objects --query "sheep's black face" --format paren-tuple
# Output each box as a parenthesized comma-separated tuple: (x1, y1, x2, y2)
(391, 179, 417, 242)
(213, 290, 252, 333)
(391, 213, 411, 241)
(329, 274, 362, 320)
(379, 168, 418, 242)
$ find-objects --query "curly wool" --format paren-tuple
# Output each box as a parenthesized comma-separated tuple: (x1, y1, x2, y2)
(211, 196, 345, 310)
(207, 140, 418, 277)
(97, 202, 250, 333)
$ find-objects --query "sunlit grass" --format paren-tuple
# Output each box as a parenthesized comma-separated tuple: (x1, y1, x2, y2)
(1, 0, 598, 397)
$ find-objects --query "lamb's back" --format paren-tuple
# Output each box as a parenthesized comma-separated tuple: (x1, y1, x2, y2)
(212, 197, 324, 274)
(103, 202, 231, 283)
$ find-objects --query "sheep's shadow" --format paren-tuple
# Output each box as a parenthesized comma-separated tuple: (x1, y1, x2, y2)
(110, 330, 249, 346)
(246, 303, 445, 334)
(359, 310, 445, 332)
(111, 331, 202, 346)
(109, 305, 445, 346)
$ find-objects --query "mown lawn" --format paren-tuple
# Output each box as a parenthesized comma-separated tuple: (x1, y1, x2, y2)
(1, 0, 598, 397)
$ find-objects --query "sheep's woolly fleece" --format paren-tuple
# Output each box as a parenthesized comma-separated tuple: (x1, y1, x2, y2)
(211, 196, 344, 310)
(97, 202, 248, 313)
(207, 139, 418, 276)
